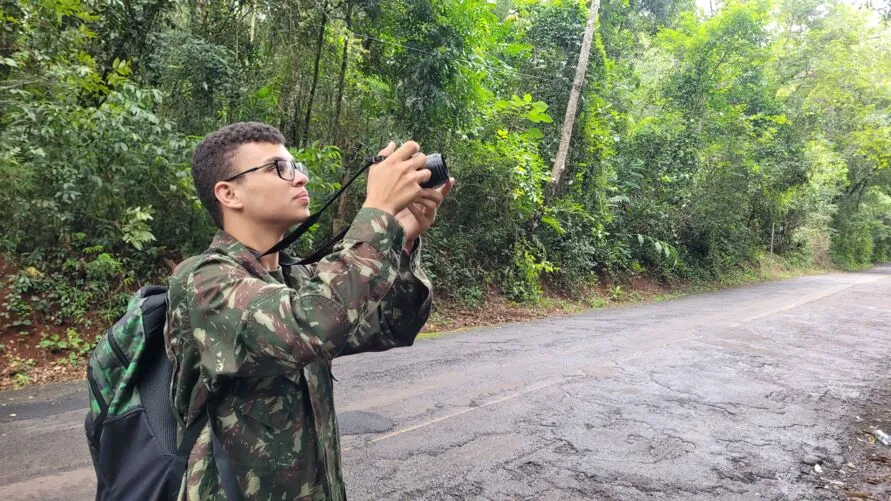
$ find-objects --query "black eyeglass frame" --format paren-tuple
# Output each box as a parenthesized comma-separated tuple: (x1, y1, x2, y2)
(223, 159, 308, 183)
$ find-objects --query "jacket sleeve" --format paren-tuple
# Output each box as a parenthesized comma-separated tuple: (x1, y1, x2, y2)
(336, 236, 433, 357)
(181, 207, 405, 382)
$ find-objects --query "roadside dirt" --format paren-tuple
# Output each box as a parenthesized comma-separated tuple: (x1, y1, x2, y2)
(0, 269, 675, 390)
(807, 383, 891, 501)
(0, 260, 93, 390)
(406, 277, 672, 334)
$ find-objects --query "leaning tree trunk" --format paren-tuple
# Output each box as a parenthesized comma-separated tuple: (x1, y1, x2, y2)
(548, 0, 601, 198)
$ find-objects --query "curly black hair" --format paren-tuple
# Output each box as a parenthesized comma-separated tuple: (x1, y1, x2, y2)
(191, 122, 286, 228)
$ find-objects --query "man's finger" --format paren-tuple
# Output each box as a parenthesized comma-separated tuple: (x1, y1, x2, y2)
(377, 141, 396, 156)
(406, 152, 427, 172)
(415, 197, 438, 212)
(408, 202, 424, 216)
(437, 178, 456, 197)
(388, 140, 420, 161)
(412, 168, 433, 184)
(407, 203, 430, 224)
(416, 188, 444, 205)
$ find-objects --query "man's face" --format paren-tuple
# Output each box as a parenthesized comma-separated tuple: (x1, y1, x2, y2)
(224, 141, 311, 230)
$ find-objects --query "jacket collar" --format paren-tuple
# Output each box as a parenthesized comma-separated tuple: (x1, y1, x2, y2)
(207, 231, 301, 278)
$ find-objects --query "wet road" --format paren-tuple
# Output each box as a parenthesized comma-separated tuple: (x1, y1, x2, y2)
(1, 266, 889, 500)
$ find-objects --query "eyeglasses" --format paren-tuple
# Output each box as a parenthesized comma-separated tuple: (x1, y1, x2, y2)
(223, 159, 309, 183)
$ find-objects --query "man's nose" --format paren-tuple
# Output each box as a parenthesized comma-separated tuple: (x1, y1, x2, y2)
(291, 172, 308, 187)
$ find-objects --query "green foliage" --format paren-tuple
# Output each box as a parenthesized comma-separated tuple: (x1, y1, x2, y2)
(772, 2, 891, 268)
(85, 253, 122, 281)
(38, 328, 94, 360)
(7, 356, 36, 388)
(14, 372, 33, 389)
(831, 189, 891, 269)
(121, 207, 157, 251)
(1, 0, 890, 366)
(503, 244, 557, 303)
(537, 199, 611, 290)
(146, 30, 238, 134)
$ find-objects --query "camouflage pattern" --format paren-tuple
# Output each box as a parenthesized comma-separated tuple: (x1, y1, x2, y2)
(86, 292, 154, 420)
(164, 207, 432, 500)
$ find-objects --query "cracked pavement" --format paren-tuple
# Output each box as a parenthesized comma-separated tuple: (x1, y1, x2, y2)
(0, 265, 889, 500)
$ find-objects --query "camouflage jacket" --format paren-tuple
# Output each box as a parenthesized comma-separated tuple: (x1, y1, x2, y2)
(164, 207, 432, 500)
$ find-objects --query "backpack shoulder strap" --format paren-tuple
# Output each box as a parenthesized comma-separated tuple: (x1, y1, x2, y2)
(176, 412, 207, 458)
(177, 402, 243, 500)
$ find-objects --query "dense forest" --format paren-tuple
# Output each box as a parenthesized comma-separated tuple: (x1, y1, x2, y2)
(0, 0, 889, 384)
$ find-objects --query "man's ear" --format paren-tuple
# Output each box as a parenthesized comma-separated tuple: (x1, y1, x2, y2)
(214, 181, 244, 211)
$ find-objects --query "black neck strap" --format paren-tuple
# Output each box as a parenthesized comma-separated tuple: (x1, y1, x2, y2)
(259, 156, 385, 258)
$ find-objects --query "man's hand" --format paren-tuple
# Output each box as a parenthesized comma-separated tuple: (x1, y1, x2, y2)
(362, 141, 431, 215)
(395, 180, 455, 251)
(369, 141, 455, 251)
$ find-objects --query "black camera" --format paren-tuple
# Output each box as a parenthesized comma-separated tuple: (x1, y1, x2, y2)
(421, 153, 450, 189)
(368, 151, 450, 189)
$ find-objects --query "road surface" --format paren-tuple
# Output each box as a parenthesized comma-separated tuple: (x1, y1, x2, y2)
(1, 265, 889, 500)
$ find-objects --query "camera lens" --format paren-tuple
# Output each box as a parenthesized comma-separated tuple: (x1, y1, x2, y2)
(421, 153, 449, 189)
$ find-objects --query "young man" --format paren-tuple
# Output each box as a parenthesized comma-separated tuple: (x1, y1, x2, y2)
(164, 122, 453, 500)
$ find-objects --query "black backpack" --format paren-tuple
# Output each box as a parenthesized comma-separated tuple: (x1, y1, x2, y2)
(84, 285, 210, 500)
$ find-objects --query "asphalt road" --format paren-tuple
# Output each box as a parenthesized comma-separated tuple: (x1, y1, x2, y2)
(1, 266, 889, 500)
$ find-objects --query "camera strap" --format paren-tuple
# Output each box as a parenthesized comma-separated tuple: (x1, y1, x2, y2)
(259, 156, 386, 260)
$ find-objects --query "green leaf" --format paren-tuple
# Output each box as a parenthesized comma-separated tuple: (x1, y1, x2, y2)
(504, 43, 529, 56)
(522, 128, 544, 140)
(541, 215, 565, 235)
(526, 109, 553, 123)
(255, 85, 272, 99)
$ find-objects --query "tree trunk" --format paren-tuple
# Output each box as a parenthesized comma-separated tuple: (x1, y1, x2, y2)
(332, 0, 354, 233)
(300, 11, 328, 149)
(331, 0, 353, 145)
(288, 75, 305, 145)
(547, 0, 601, 198)
(250, 0, 258, 43)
